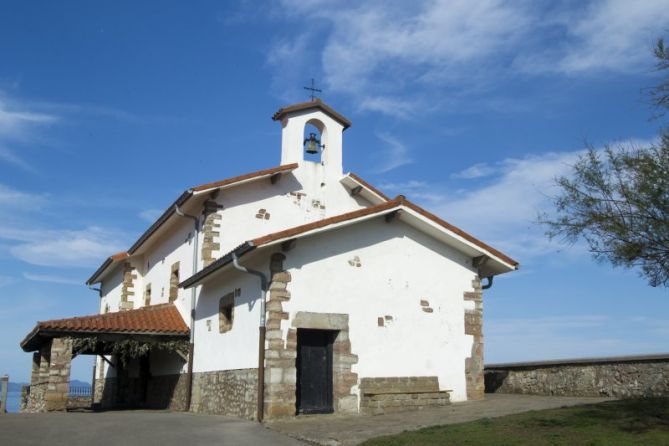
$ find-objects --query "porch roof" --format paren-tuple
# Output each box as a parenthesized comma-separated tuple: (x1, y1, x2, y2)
(21, 303, 189, 352)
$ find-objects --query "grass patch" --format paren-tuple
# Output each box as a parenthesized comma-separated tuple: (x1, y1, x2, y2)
(361, 398, 669, 446)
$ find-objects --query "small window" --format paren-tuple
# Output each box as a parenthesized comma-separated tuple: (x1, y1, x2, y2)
(144, 284, 152, 306)
(169, 262, 180, 302)
(219, 292, 235, 333)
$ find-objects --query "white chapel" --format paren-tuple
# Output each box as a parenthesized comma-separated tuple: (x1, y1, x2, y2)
(20, 99, 518, 419)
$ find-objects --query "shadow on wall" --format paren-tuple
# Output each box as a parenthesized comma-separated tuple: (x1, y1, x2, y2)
(96, 374, 188, 410)
(484, 370, 509, 393)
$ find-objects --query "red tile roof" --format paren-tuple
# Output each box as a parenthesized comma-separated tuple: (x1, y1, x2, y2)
(21, 304, 188, 351)
(182, 195, 518, 288)
(272, 99, 352, 129)
(251, 195, 518, 267)
(347, 172, 390, 201)
(110, 252, 129, 261)
(191, 163, 298, 192)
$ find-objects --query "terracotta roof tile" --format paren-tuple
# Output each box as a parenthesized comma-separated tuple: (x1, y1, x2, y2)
(191, 163, 298, 192)
(110, 252, 129, 261)
(251, 195, 518, 266)
(183, 195, 518, 288)
(32, 303, 188, 336)
(272, 99, 352, 129)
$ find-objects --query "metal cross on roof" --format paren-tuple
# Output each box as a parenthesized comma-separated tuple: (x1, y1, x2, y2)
(303, 78, 322, 101)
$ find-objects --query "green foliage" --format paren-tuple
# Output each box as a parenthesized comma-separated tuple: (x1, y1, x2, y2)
(540, 37, 669, 287)
(541, 142, 669, 287)
(361, 398, 669, 446)
(651, 38, 669, 115)
(70, 336, 188, 366)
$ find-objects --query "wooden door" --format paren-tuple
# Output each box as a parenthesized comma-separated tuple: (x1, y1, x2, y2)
(296, 329, 334, 414)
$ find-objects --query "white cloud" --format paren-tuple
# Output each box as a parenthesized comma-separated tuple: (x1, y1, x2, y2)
(517, 0, 669, 75)
(0, 93, 57, 138)
(386, 138, 656, 261)
(0, 91, 59, 171)
(372, 132, 413, 173)
(23, 272, 81, 285)
(450, 162, 497, 179)
(0, 226, 125, 268)
(0, 184, 47, 211)
(138, 208, 163, 223)
(378, 180, 428, 192)
(268, 1, 668, 117)
(358, 96, 421, 119)
(270, 0, 531, 117)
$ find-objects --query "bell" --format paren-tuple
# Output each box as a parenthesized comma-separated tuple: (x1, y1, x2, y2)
(304, 133, 321, 154)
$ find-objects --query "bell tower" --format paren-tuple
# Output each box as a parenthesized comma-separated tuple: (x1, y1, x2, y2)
(272, 99, 351, 180)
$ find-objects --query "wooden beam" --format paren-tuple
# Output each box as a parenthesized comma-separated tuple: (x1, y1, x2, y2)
(98, 355, 115, 369)
(175, 350, 188, 362)
(350, 185, 363, 196)
(281, 238, 297, 252)
(270, 173, 281, 184)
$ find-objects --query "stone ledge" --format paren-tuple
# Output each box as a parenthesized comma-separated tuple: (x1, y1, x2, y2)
(485, 353, 669, 370)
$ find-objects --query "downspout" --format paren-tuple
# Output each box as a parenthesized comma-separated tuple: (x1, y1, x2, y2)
(231, 250, 268, 423)
(481, 276, 494, 290)
(174, 204, 200, 412)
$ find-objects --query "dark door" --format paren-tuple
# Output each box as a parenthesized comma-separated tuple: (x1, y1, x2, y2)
(296, 329, 335, 414)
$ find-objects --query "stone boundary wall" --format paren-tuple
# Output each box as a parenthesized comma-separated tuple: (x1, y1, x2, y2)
(67, 396, 92, 410)
(359, 376, 450, 415)
(485, 354, 669, 398)
(191, 368, 258, 420)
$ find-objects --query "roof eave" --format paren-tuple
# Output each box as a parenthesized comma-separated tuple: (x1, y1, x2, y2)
(272, 100, 352, 130)
(180, 241, 256, 289)
(181, 199, 518, 289)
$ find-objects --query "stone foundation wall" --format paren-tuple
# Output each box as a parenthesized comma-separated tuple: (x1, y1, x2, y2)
(191, 368, 258, 420)
(485, 355, 669, 398)
(147, 374, 189, 410)
(359, 376, 450, 415)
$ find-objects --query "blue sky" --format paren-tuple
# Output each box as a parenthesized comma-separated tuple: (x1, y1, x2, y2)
(1, 0, 668, 383)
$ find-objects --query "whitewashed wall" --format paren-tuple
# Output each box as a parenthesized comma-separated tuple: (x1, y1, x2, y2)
(210, 171, 371, 258)
(100, 265, 123, 312)
(193, 263, 264, 373)
(281, 217, 479, 402)
(140, 220, 196, 320)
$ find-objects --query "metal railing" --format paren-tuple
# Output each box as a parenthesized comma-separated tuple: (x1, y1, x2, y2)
(68, 386, 92, 397)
